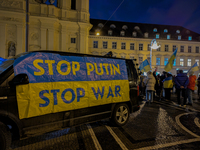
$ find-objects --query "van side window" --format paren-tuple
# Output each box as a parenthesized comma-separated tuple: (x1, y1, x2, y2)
(126, 60, 138, 82)
(126, 62, 133, 81)
(0, 73, 14, 87)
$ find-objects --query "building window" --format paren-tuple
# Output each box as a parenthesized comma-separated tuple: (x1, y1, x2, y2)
(130, 43, 134, 50)
(167, 35, 170, 39)
(112, 42, 117, 49)
(120, 31, 125, 36)
(188, 46, 191, 53)
(164, 29, 168, 33)
(156, 34, 159, 39)
(108, 30, 112, 35)
(130, 56, 134, 59)
(188, 36, 192, 41)
(153, 28, 157, 32)
(173, 59, 176, 66)
(132, 32, 137, 37)
(195, 59, 199, 66)
(173, 45, 177, 52)
(187, 59, 191, 66)
(176, 30, 180, 33)
(93, 41, 98, 48)
(180, 58, 184, 66)
(164, 58, 168, 65)
(165, 45, 169, 52)
(71, 0, 76, 10)
(139, 44, 143, 51)
(156, 57, 160, 65)
(139, 57, 143, 64)
(144, 33, 148, 38)
(178, 35, 181, 40)
(121, 55, 126, 59)
(147, 44, 151, 51)
(196, 46, 199, 53)
(180, 46, 184, 52)
(103, 41, 107, 49)
(157, 47, 161, 51)
(121, 42, 126, 49)
(71, 38, 76, 43)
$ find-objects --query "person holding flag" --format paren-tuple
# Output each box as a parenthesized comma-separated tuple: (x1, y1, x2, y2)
(164, 49, 177, 72)
(163, 73, 173, 101)
(187, 62, 199, 73)
(139, 59, 151, 73)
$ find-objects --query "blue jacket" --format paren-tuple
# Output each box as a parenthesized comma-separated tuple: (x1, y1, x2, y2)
(175, 73, 189, 89)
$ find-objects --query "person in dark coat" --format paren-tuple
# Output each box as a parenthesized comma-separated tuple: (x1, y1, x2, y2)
(175, 70, 189, 106)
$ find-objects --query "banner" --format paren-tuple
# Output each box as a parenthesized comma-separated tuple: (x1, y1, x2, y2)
(14, 52, 129, 119)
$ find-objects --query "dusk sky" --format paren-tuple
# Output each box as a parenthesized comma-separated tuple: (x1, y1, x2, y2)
(89, 0, 200, 34)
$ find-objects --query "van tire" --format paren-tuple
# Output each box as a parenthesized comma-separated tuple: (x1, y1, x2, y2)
(111, 103, 130, 126)
(0, 122, 12, 150)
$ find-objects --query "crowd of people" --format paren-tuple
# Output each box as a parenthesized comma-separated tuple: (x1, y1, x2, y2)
(139, 70, 200, 106)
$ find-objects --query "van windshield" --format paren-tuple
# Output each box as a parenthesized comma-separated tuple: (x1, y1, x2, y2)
(0, 59, 14, 75)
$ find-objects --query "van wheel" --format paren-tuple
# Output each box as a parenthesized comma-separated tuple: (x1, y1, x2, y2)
(0, 122, 12, 150)
(111, 103, 130, 126)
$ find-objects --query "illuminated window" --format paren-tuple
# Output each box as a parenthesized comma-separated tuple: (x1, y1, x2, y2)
(167, 35, 170, 39)
(120, 31, 125, 36)
(156, 57, 160, 65)
(153, 28, 157, 32)
(188, 36, 192, 41)
(180, 58, 184, 66)
(164, 29, 168, 33)
(71, 38, 76, 43)
(110, 24, 116, 29)
(98, 23, 104, 28)
(156, 34, 159, 39)
(173, 59, 176, 66)
(178, 35, 181, 40)
(112, 42, 117, 49)
(130, 43, 134, 50)
(144, 32, 148, 38)
(121, 55, 126, 59)
(196, 46, 199, 53)
(93, 41, 98, 48)
(148, 44, 151, 51)
(157, 47, 161, 51)
(165, 45, 169, 52)
(176, 30, 180, 33)
(122, 25, 128, 30)
(108, 30, 112, 36)
(187, 59, 191, 66)
(164, 58, 168, 65)
(180, 46, 184, 52)
(173, 45, 177, 52)
(188, 46, 191, 53)
(139, 44, 143, 51)
(195, 59, 199, 66)
(103, 41, 107, 49)
(132, 32, 137, 37)
(121, 42, 126, 49)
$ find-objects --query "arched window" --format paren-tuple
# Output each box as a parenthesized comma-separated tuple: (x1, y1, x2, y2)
(164, 29, 168, 33)
(98, 23, 104, 28)
(134, 26, 140, 30)
(122, 25, 128, 30)
(110, 24, 116, 29)
(153, 28, 157, 32)
(176, 30, 180, 33)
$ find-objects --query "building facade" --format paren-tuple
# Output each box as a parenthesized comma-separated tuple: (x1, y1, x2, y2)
(89, 19, 200, 76)
(0, 0, 200, 76)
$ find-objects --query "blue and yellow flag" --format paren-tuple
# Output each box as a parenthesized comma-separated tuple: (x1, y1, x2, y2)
(0, 57, 6, 65)
(163, 76, 173, 88)
(188, 62, 199, 73)
(164, 49, 177, 72)
(139, 59, 151, 73)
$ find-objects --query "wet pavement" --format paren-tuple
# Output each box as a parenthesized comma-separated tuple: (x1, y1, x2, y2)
(10, 93, 200, 150)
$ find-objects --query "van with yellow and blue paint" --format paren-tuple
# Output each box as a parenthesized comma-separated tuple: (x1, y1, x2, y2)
(0, 51, 140, 150)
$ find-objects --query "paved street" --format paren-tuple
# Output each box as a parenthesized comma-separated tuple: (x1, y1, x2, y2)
(10, 93, 200, 150)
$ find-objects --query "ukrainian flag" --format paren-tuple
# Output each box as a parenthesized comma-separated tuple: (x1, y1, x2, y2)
(188, 62, 199, 73)
(0, 57, 6, 65)
(139, 59, 151, 73)
(164, 49, 177, 72)
(163, 76, 173, 88)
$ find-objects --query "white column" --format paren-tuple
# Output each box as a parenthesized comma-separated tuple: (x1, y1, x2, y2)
(0, 23, 6, 58)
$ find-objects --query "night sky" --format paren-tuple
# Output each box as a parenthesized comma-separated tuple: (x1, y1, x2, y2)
(89, 0, 200, 34)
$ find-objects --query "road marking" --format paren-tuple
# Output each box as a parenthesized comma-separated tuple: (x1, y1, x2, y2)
(105, 125, 128, 150)
(135, 138, 200, 150)
(175, 113, 200, 138)
(86, 124, 102, 150)
(194, 117, 200, 128)
(154, 101, 184, 111)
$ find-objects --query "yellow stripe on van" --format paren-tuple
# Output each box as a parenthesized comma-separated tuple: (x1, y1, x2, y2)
(16, 80, 129, 119)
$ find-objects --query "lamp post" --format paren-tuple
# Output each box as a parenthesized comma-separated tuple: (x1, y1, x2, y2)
(150, 39, 160, 69)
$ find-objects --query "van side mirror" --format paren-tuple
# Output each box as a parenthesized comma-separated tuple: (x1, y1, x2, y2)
(9, 74, 29, 86)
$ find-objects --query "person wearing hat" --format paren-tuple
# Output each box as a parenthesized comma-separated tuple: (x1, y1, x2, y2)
(187, 71, 196, 106)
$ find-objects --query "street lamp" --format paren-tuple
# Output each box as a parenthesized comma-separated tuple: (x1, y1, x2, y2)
(150, 39, 160, 68)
